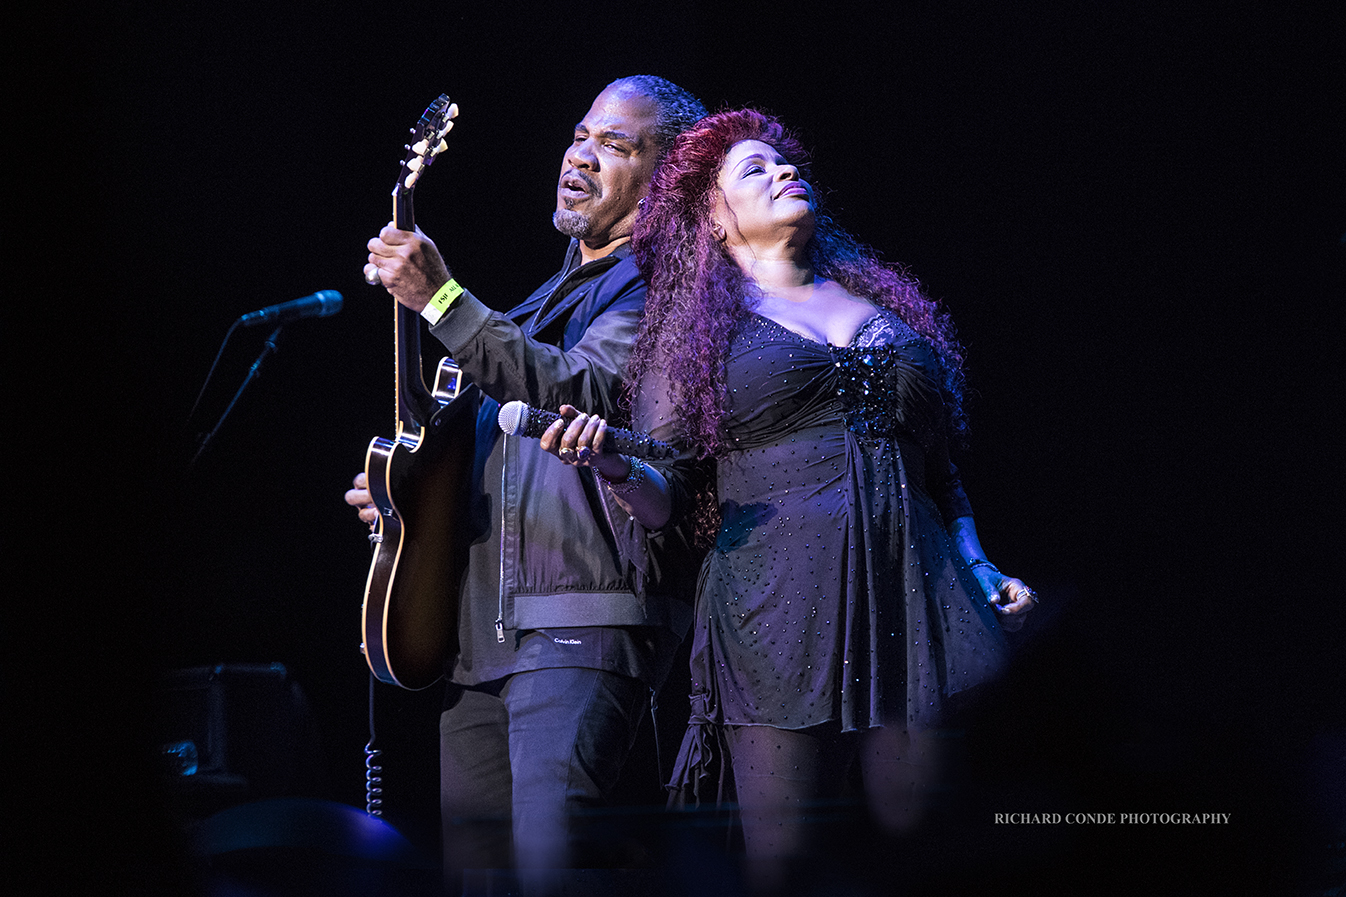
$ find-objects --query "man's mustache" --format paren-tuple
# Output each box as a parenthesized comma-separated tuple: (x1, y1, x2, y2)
(561, 170, 600, 196)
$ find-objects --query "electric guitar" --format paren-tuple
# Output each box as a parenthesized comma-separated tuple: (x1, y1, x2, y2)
(361, 95, 475, 689)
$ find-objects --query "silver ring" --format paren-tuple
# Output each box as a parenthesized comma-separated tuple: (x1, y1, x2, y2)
(577, 447, 592, 462)
(558, 447, 576, 460)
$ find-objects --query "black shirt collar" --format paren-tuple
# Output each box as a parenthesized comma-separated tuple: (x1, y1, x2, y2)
(559, 237, 634, 279)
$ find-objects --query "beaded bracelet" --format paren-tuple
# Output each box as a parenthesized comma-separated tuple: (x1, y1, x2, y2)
(597, 455, 646, 495)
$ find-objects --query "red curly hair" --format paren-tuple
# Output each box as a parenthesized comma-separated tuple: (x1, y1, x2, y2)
(629, 108, 968, 458)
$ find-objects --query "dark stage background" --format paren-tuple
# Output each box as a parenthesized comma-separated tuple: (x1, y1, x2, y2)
(19, 2, 1342, 894)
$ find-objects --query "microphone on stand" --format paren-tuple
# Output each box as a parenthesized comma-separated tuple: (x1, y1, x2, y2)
(239, 290, 343, 327)
(497, 401, 675, 460)
(187, 290, 344, 467)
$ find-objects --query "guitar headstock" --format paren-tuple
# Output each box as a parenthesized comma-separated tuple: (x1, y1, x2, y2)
(398, 94, 458, 193)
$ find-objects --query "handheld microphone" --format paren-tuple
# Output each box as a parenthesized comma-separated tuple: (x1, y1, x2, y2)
(497, 400, 675, 460)
(239, 290, 344, 327)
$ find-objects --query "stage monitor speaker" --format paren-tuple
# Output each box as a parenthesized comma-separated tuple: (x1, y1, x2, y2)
(156, 662, 326, 818)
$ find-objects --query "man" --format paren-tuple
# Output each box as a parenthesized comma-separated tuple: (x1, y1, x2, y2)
(347, 76, 706, 887)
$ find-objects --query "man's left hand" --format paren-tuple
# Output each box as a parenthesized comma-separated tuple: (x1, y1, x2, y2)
(364, 223, 452, 313)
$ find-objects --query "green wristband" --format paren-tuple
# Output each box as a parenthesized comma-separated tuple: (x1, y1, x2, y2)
(422, 278, 464, 324)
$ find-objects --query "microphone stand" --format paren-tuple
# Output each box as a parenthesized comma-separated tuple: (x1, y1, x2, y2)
(189, 325, 284, 469)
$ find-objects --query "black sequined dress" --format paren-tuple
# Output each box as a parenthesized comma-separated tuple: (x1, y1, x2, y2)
(668, 309, 1008, 791)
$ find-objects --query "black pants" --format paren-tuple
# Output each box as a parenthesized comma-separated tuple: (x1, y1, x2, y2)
(438, 667, 649, 885)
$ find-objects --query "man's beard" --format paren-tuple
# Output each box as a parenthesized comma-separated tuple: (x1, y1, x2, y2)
(552, 208, 592, 239)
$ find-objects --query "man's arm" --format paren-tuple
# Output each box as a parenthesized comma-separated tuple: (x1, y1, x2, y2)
(365, 223, 642, 416)
(430, 279, 642, 417)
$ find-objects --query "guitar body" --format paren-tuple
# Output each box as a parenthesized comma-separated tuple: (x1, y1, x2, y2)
(359, 95, 468, 689)
(362, 360, 476, 689)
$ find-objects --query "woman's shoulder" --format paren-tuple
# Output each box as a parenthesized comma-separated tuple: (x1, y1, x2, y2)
(851, 306, 922, 348)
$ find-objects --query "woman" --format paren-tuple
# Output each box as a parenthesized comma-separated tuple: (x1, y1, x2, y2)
(541, 109, 1036, 887)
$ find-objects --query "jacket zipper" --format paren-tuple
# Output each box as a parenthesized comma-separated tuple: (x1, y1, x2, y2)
(496, 433, 509, 643)
(495, 245, 618, 642)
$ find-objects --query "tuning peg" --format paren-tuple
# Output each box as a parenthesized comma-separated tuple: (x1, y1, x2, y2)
(446, 103, 459, 119)
(410, 139, 429, 156)
(404, 169, 421, 188)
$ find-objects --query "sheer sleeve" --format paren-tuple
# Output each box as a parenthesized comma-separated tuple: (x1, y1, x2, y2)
(632, 369, 716, 537)
(924, 365, 975, 526)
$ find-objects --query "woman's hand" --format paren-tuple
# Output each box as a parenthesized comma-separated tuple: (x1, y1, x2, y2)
(537, 405, 631, 481)
(537, 404, 674, 529)
(971, 565, 1038, 632)
(948, 517, 1037, 632)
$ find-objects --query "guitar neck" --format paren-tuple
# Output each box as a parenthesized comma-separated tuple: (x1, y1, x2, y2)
(383, 92, 456, 434)
(394, 190, 434, 430)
